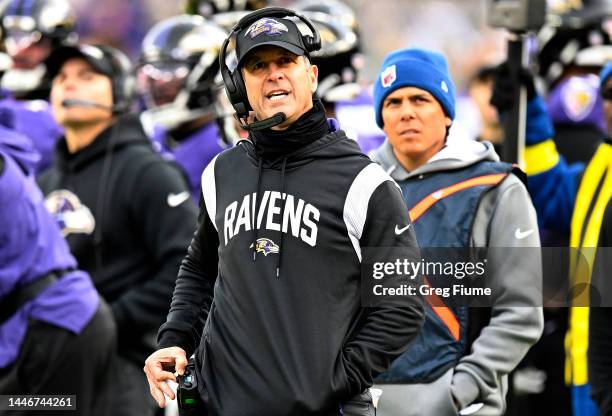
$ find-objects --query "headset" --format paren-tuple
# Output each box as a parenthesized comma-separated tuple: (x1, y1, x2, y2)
(100, 45, 136, 114)
(61, 45, 135, 115)
(218, 7, 321, 130)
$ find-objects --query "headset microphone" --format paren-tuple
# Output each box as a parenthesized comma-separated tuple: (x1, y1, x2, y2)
(61, 98, 115, 112)
(240, 112, 287, 131)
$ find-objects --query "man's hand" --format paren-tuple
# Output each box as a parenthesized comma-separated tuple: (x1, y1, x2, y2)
(490, 61, 537, 113)
(143, 347, 188, 408)
(490, 61, 554, 145)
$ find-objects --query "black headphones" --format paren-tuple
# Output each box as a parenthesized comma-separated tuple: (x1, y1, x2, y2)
(97, 45, 136, 114)
(219, 7, 321, 120)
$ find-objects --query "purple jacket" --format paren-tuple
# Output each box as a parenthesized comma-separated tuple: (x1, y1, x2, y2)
(153, 122, 228, 200)
(334, 89, 386, 155)
(0, 95, 64, 174)
(0, 126, 98, 368)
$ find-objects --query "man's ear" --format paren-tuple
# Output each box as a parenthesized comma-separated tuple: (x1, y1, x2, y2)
(445, 116, 452, 127)
(309, 63, 318, 93)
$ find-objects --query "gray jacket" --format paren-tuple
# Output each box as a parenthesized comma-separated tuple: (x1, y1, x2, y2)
(372, 139, 544, 416)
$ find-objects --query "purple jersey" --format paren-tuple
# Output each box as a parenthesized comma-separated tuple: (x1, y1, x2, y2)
(152, 122, 228, 200)
(334, 89, 386, 155)
(0, 127, 98, 368)
(0, 96, 64, 174)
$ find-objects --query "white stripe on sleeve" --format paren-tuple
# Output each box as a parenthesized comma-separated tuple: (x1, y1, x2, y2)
(343, 163, 397, 262)
(201, 154, 219, 231)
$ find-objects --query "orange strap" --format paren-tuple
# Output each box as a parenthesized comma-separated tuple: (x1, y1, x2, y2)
(410, 173, 508, 341)
(423, 277, 461, 341)
(409, 173, 508, 222)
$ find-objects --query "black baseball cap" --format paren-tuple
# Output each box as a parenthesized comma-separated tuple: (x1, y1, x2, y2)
(45, 44, 117, 80)
(235, 17, 308, 66)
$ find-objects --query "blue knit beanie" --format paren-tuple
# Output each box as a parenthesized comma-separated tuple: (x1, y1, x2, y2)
(600, 62, 612, 90)
(373, 48, 456, 128)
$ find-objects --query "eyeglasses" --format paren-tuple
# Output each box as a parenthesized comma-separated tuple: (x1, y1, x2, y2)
(602, 87, 612, 101)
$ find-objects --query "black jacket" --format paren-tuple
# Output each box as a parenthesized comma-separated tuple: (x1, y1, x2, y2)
(158, 126, 425, 415)
(38, 114, 198, 364)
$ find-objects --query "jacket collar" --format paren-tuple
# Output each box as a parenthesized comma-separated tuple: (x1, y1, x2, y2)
(54, 114, 149, 172)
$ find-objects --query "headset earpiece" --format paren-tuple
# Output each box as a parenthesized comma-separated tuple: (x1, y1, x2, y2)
(219, 37, 251, 119)
(302, 34, 320, 52)
(230, 68, 250, 117)
(219, 38, 236, 93)
(95, 45, 135, 114)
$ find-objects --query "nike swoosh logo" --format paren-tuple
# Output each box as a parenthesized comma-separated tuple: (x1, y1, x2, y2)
(167, 191, 190, 207)
(514, 228, 534, 240)
(395, 224, 411, 235)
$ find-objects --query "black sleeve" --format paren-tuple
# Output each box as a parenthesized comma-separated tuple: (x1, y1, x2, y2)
(157, 189, 220, 356)
(342, 180, 425, 396)
(589, 198, 612, 414)
(110, 160, 198, 339)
